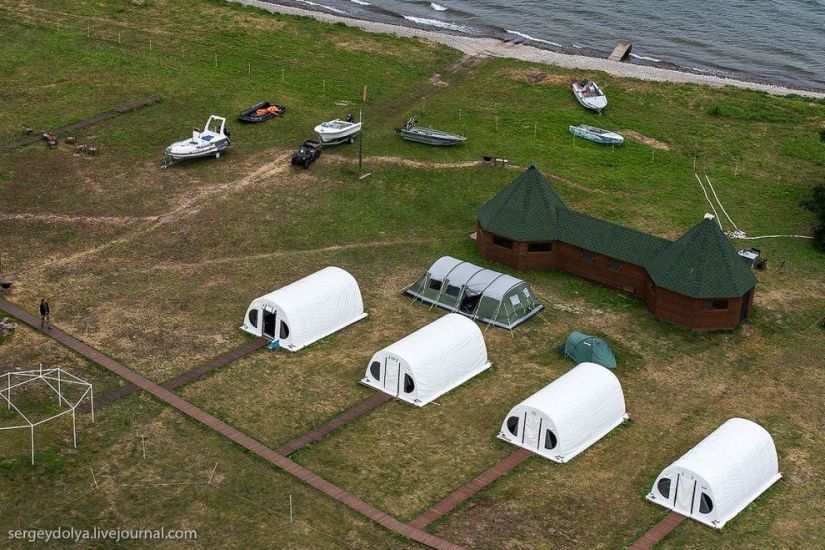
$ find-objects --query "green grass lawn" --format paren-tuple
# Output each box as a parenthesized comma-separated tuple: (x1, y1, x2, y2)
(1, 1, 824, 548)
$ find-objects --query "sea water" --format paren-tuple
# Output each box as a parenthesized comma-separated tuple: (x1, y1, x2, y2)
(273, 0, 825, 91)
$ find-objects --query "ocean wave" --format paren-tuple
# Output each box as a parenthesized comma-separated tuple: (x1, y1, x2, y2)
(296, 0, 348, 15)
(403, 16, 474, 33)
(431, 3, 447, 11)
(629, 53, 662, 63)
(350, 0, 371, 5)
(505, 29, 562, 48)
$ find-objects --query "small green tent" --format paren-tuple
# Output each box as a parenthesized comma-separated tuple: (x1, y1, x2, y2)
(557, 331, 617, 368)
(405, 256, 544, 330)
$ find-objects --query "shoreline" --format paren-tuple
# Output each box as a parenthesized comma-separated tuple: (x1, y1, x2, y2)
(232, 0, 825, 100)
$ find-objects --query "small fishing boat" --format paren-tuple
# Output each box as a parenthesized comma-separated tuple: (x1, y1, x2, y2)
(162, 115, 230, 169)
(314, 114, 362, 144)
(237, 101, 286, 123)
(569, 124, 624, 146)
(572, 80, 608, 114)
(396, 117, 466, 146)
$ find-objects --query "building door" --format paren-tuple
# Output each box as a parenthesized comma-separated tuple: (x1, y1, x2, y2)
(673, 474, 697, 516)
(522, 410, 542, 449)
(383, 356, 402, 396)
(262, 309, 277, 339)
(740, 289, 752, 322)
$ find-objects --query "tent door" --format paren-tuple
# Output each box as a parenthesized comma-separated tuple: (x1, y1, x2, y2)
(672, 474, 697, 515)
(383, 356, 402, 396)
(522, 411, 542, 449)
(262, 310, 277, 339)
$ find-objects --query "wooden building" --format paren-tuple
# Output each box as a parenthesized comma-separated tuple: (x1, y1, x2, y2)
(475, 166, 757, 331)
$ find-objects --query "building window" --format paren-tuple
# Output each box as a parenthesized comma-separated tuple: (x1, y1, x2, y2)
(528, 242, 552, 253)
(248, 309, 259, 328)
(492, 235, 514, 249)
(428, 279, 442, 291)
(657, 478, 671, 499)
(608, 258, 624, 271)
(506, 416, 519, 436)
(699, 493, 714, 514)
(403, 374, 415, 393)
(369, 361, 381, 381)
(445, 285, 461, 298)
(544, 429, 558, 450)
(703, 299, 729, 311)
(580, 250, 595, 264)
(280, 322, 290, 339)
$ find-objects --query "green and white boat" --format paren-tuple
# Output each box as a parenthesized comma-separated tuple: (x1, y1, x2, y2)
(569, 124, 624, 146)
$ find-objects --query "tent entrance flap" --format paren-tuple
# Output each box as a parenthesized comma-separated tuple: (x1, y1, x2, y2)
(674, 474, 697, 515)
(263, 310, 277, 339)
(384, 356, 401, 396)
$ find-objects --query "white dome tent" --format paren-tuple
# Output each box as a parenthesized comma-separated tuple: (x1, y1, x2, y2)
(498, 362, 628, 462)
(361, 313, 490, 406)
(646, 418, 781, 529)
(240, 267, 367, 352)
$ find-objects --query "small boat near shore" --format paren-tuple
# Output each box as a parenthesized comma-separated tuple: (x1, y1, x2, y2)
(162, 115, 230, 169)
(572, 80, 608, 114)
(396, 116, 466, 146)
(237, 101, 286, 123)
(314, 115, 362, 144)
(569, 124, 624, 146)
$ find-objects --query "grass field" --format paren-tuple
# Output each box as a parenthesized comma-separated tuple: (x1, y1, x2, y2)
(1, 1, 824, 548)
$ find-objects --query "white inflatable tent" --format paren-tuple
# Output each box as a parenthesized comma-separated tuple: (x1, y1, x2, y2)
(240, 266, 367, 352)
(646, 418, 781, 529)
(498, 362, 628, 462)
(361, 313, 491, 406)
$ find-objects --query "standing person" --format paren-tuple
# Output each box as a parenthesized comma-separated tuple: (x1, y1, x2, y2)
(40, 299, 51, 329)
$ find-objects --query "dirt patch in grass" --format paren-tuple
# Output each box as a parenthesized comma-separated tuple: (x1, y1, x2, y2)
(623, 130, 671, 150)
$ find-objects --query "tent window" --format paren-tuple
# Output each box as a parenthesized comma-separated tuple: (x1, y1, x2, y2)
(544, 429, 558, 450)
(493, 236, 513, 249)
(248, 309, 259, 328)
(445, 285, 461, 298)
(403, 374, 415, 393)
(703, 299, 729, 311)
(528, 242, 552, 253)
(280, 322, 290, 339)
(657, 478, 671, 499)
(428, 279, 442, 291)
(608, 258, 624, 271)
(369, 361, 381, 381)
(506, 416, 519, 436)
(580, 250, 595, 264)
(699, 493, 714, 514)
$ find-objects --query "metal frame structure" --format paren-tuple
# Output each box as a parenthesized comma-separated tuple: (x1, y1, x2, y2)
(0, 365, 94, 464)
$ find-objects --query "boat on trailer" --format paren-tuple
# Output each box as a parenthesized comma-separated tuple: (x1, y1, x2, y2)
(569, 124, 624, 146)
(237, 101, 286, 123)
(314, 114, 362, 145)
(572, 80, 608, 114)
(162, 115, 230, 169)
(396, 116, 466, 146)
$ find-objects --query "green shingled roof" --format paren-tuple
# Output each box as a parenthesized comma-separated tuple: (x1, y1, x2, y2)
(476, 165, 567, 242)
(646, 217, 758, 298)
(477, 167, 758, 298)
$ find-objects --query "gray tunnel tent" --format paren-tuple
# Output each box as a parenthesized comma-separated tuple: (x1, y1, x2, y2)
(557, 331, 617, 368)
(405, 256, 544, 329)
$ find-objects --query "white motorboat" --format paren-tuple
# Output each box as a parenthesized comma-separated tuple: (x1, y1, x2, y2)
(572, 80, 608, 114)
(314, 115, 362, 144)
(162, 115, 230, 169)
